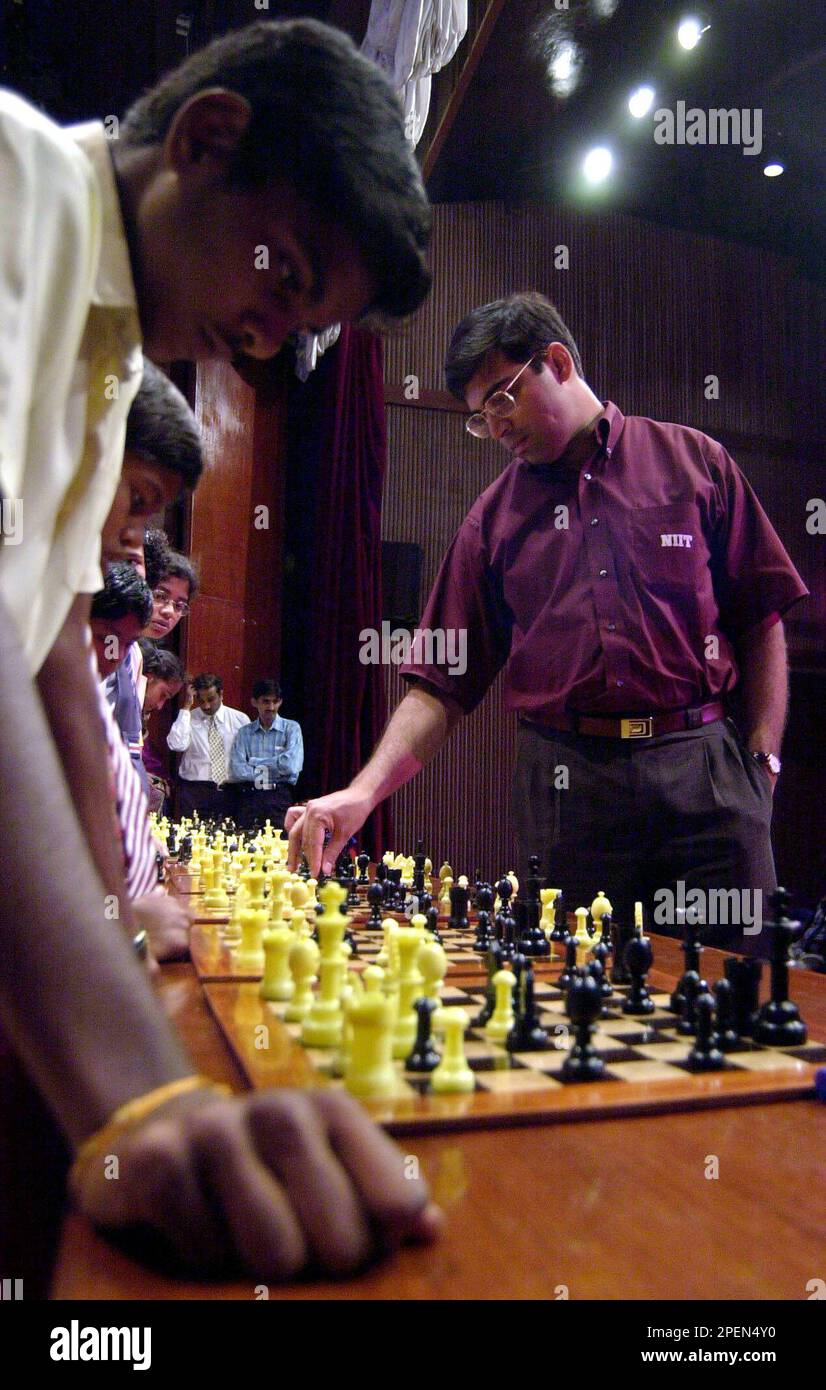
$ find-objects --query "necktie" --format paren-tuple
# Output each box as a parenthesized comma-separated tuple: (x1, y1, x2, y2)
(208, 716, 228, 786)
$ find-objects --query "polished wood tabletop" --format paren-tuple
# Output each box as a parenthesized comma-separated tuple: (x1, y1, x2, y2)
(52, 935, 826, 1300)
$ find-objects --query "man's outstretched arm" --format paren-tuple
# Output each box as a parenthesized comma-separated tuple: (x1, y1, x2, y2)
(287, 683, 463, 876)
(0, 595, 438, 1275)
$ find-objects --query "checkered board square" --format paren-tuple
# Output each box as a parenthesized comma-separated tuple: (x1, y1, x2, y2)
(203, 978, 825, 1136)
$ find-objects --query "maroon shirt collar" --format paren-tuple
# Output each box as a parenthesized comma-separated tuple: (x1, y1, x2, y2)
(526, 401, 625, 474)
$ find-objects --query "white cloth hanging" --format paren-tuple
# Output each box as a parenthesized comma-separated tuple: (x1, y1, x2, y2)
(295, 1, 467, 378)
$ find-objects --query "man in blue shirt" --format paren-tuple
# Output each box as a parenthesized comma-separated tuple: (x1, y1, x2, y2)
(231, 679, 304, 831)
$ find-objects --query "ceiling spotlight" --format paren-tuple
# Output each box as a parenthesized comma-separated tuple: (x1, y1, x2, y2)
(548, 39, 583, 98)
(763, 163, 784, 177)
(677, 18, 709, 50)
(583, 146, 614, 184)
(628, 85, 656, 119)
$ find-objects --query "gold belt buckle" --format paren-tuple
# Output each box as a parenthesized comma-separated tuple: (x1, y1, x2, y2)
(621, 716, 653, 739)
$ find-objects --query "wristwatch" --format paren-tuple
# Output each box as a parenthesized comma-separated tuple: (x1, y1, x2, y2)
(750, 750, 781, 776)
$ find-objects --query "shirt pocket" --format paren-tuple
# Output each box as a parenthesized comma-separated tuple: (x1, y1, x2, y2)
(629, 501, 707, 595)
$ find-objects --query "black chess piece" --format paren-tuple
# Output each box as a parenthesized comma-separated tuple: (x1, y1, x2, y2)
(550, 891, 567, 947)
(686, 992, 726, 1071)
(406, 997, 441, 1072)
(297, 851, 310, 880)
(622, 930, 655, 1015)
(412, 841, 427, 895)
(356, 852, 370, 885)
(508, 955, 548, 1051)
(366, 880, 384, 929)
(669, 907, 708, 1015)
(449, 884, 469, 932)
(591, 940, 614, 999)
(561, 968, 605, 1081)
(724, 956, 762, 1038)
(676, 970, 702, 1035)
(609, 917, 635, 986)
(474, 885, 495, 952)
(343, 925, 358, 958)
(179, 834, 192, 864)
(388, 867, 404, 909)
(556, 929, 577, 992)
(519, 871, 551, 958)
(166, 829, 177, 855)
(499, 907, 517, 962)
(473, 942, 502, 1027)
(753, 888, 808, 1047)
(375, 861, 388, 889)
(712, 977, 740, 1051)
(425, 904, 442, 944)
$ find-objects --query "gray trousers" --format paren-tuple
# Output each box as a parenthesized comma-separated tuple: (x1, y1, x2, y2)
(513, 718, 777, 957)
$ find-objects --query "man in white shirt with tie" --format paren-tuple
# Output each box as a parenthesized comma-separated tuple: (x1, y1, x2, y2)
(167, 673, 249, 822)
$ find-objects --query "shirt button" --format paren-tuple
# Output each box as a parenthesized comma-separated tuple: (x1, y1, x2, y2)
(606, 621, 616, 631)
(590, 517, 599, 526)
(583, 472, 592, 481)
(599, 568, 608, 578)
(616, 679, 624, 687)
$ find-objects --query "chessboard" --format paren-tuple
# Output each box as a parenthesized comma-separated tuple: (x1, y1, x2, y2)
(202, 971, 826, 1137)
(189, 917, 534, 984)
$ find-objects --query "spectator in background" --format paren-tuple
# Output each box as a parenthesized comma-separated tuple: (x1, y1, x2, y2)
(139, 640, 186, 814)
(144, 550, 198, 644)
(231, 679, 304, 831)
(90, 564, 154, 681)
(167, 673, 249, 821)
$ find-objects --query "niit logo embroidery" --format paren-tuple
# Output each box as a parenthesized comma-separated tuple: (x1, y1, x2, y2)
(660, 533, 694, 548)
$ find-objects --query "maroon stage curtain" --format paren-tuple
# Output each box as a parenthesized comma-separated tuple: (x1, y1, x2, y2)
(304, 325, 392, 857)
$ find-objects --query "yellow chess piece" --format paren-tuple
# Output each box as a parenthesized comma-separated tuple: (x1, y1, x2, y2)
(590, 889, 613, 933)
(260, 925, 294, 1001)
(236, 908, 267, 973)
(574, 906, 592, 965)
(485, 968, 515, 1043)
(430, 1008, 474, 1093)
(301, 882, 348, 1048)
(417, 940, 447, 1006)
(284, 937, 319, 1022)
(344, 992, 398, 1099)
(392, 928, 425, 1059)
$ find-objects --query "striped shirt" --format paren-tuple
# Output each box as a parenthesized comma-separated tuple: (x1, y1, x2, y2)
(94, 653, 163, 899)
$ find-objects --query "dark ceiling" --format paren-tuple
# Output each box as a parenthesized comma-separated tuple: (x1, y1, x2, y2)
(1, 0, 823, 281)
(428, 0, 826, 282)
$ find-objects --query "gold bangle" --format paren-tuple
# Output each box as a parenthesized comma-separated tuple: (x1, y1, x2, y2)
(72, 1075, 230, 1170)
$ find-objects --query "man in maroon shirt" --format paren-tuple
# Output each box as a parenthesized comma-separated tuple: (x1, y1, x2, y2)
(288, 293, 808, 953)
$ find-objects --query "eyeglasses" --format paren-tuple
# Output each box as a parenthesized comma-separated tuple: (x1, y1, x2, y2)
(152, 588, 190, 616)
(465, 352, 544, 438)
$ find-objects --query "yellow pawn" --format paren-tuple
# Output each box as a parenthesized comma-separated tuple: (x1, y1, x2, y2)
(392, 927, 425, 1059)
(417, 940, 447, 1006)
(590, 889, 613, 933)
(284, 937, 319, 1022)
(574, 906, 592, 965)
(635, 901, 644, 931)
(236, 908, 267, 973)
(344, 992, 398, 1099)
(430, 1008, 474, 1093)
(485, 968, 515, 1043)
(260, 925, 294, 1001)
(439, 875, 453, 913)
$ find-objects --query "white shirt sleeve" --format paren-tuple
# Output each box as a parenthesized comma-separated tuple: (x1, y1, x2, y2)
(166, 708, 192, 752)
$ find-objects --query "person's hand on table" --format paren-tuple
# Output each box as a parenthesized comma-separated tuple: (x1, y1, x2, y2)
(70, 1087, 442, 1279)
(132, 890, 193, 962)
(286, 788, 373, 876)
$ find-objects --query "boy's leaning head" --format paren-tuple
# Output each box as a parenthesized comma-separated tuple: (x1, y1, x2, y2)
(101, 362, 202, 574)
(114, 19, 431, 362)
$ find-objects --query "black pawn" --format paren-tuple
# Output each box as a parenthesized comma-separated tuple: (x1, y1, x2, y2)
(686, 992, 726, 1071)
(406, 997, 441, 1072)
(724, 956, 762, 1038)
(712, 978, 740, 1051)
(591, 940, 614, 999)
(677, 970, 702, 1035)
(473, 942, 502, 1027)
(508, 956, 548, 1052)
(622, 930, 655, 1014)
(356, 852, 370, 885)
(474, 885, 495, 952)
(598, 910, 612, 949)
(561, 968, 605, 1082)
(670, 908, 708, 1015)
(556, 930, 577, 993)
(753, 888, 807, 1048)
(365, 880, 384, 929)
(425, 904, 442, 943)
(448, 884, 469, 932)
(550, 891, 568, 946)
(610, 917, 635, 986)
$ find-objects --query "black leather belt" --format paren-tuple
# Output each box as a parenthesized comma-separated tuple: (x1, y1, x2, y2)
(521, 700, 725, 739)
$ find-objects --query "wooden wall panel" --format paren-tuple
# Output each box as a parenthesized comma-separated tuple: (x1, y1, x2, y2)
(381, 202, 826, 899)
(182, 359, 286, 714)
